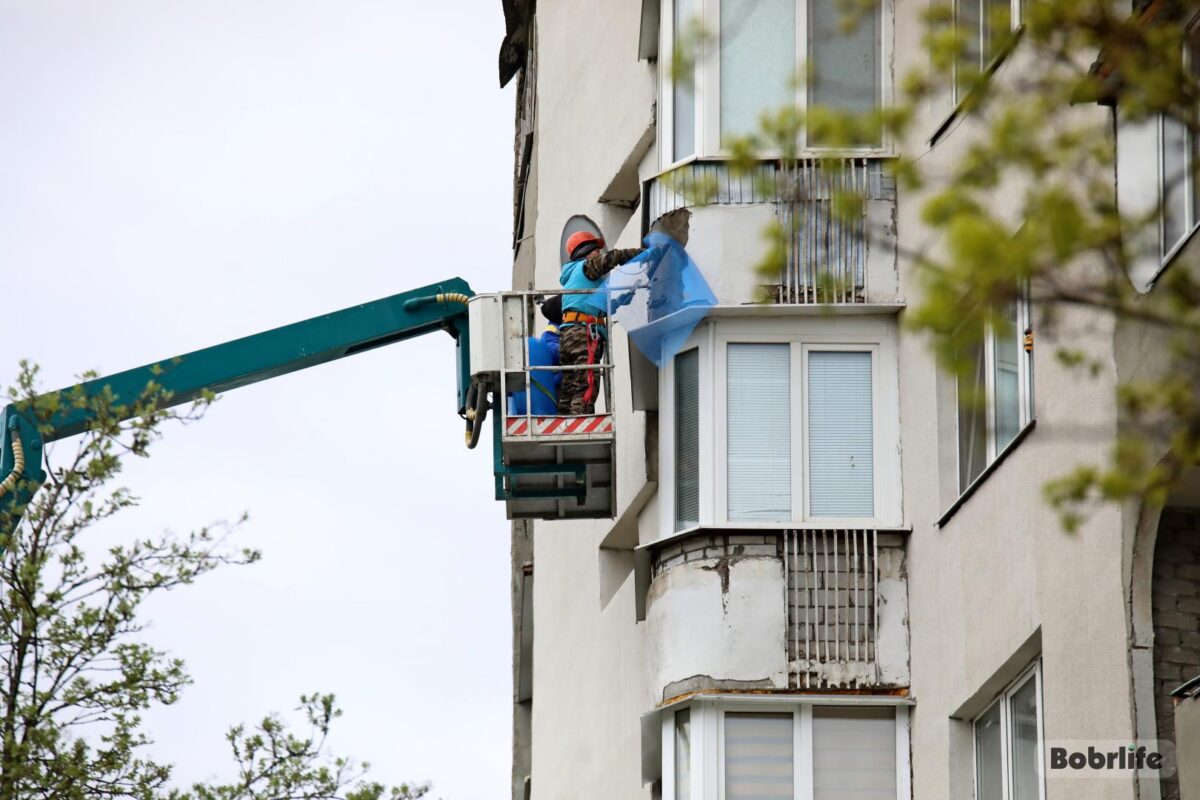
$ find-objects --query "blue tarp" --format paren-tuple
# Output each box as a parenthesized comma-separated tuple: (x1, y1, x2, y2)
(602, 232, 716, 367)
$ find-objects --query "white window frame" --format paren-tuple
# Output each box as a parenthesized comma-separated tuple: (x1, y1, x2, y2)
(658, 0, 895, 168)
(661, 698, 911, 800)
(660, 316, 901, 535)
(1158, 15, 1200, 265)
(972, 661, 1046, 800)
(951, 0, 1024, 106)
(954, 296, 1034, 495)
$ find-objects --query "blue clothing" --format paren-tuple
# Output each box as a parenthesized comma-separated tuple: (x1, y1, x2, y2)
(560, 258, 607, 318)
(508, 327, 561, 416)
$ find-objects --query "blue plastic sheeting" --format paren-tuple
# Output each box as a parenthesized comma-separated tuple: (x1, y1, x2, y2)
(602, 232, 716, 367)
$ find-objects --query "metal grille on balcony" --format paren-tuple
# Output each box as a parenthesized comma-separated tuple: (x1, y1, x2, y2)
(644, 159, 892, 305)
(776, 158, 873, 304)
(785, 528, 880, 689)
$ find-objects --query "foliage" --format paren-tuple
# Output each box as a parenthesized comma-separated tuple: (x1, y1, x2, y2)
(0, 362, 430, 799)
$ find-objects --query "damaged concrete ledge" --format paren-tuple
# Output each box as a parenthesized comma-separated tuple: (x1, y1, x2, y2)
(635, 524, 912, 620)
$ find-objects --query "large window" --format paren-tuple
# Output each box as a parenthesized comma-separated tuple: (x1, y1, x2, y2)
(663, 702, 909, 799)
(974, 663, 1044, 800)
(725, 342, 879, 521)
(662, 0, 886, 162)
(665, 317, 901, 531)
(955, 298, 1034, 492)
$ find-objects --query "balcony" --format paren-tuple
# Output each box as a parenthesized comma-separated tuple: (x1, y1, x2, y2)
(643, 528, 909, 702)
(642, 158, 898, 305)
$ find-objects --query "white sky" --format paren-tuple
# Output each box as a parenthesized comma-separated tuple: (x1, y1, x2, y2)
(0, 2, 515, 797)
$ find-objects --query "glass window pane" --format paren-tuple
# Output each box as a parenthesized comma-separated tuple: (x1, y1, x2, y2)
(983, 0, 1012, 64)
(675, 708, 692, 800)
(956, 0, 982, 99)
(1009, 678, 1042, 800)
(993, 303, 1021, 452)
(809, 0, 880, 146)
(728, 344, 792, 520)
(808, 351, 874, 517)
(720, 0, 795, 143)
(975, 702, 1004, 800)
(724, 712, 793, 799)
(1163, 113, 1189, 256)
(675, 349, 700, 530)
(956, 334, 988, 490)
(1190, 32, 1200, 229)
(674, 0, 697, 161)
(812, 706, 896, 800)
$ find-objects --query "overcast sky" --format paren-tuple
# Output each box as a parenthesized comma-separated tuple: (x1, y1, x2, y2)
(0, 2, 514, 797)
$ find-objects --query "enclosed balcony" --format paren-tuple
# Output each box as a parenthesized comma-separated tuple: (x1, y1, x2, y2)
(642, 158, 898, 305)
(643, 528, 909, 703)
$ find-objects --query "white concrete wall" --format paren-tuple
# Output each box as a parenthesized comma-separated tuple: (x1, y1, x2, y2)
(523, 2, 657, 799)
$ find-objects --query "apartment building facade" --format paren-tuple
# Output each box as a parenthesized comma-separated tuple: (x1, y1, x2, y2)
(499, 1, 1200, 798)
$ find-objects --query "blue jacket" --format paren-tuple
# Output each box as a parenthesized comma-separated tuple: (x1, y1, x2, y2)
(559, 247, 646, 320)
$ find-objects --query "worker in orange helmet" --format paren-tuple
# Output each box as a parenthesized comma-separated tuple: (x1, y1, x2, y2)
(557, 229, 647, 415)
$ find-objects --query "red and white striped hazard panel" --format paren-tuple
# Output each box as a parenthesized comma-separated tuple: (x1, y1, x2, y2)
(505, 414, 614, 437)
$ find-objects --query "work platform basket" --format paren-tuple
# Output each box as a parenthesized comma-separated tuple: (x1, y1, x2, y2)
(468, 291, 616, 520)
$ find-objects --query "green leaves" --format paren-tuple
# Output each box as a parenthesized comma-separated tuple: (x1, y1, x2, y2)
(0, 362, 422, 800)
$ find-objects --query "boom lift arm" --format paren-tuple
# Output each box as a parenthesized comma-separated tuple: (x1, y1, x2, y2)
(0, 278, 475, 543)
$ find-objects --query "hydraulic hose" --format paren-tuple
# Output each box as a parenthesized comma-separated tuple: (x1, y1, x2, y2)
(0, 431, 25, 499)
(464, 380, 489, 449)
(402, 292, 471, 312)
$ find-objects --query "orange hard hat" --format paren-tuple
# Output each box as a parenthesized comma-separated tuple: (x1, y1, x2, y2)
(566, 231, 604, 259)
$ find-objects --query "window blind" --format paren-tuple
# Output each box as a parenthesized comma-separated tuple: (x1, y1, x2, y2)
(727, 344, 791, 520)
(675, 349, 700, 530)
(812, 707, 896, 800)
(724, 712, 793, 799)
(808, 351, 874, 517)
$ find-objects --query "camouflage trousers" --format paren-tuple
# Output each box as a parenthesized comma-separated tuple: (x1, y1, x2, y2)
(557, 324, 604, 415)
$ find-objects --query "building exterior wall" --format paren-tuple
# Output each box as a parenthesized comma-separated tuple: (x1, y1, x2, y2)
(502, 2, 1189, 799)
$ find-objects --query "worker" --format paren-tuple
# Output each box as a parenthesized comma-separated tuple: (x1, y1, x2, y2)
(509, 295, 562, 416)
(557, 230, 647, 415)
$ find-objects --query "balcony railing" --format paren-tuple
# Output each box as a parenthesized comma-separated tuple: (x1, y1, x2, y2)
(644, 158, 895, 305)
(785, 529, 908, 689)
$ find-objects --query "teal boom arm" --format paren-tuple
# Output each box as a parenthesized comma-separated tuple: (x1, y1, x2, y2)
(0, 278, 473, 543)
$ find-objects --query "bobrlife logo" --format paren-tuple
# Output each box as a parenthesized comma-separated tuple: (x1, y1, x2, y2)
(1045, 741, 1177, 780)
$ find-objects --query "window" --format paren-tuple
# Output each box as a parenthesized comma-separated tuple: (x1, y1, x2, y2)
(664, 317, 901, 531)
(973, 664, 1045, 800)
(724, 712, 793, 799)
(727, 344, 791, 520)
(955, 297, 1034, 492)
(661, 0, 886, 162)
(676, 348, 700, 530)
(724, 342, 881, 521)
(662, 701, 910, 799)
(1160, 25, 1200, 260)
(953, 0, 1017, 102)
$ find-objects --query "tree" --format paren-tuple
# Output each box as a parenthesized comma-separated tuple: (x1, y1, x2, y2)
(674, 0, 1200, 529)
(0, 362, 429, 799)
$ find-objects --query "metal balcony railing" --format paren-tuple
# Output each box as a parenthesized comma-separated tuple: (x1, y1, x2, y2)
(644, 158, 894, 305)
(785, 528, 907, 689)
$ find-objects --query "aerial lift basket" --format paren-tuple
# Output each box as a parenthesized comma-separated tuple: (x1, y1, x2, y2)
(468, 291, 615, 520)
